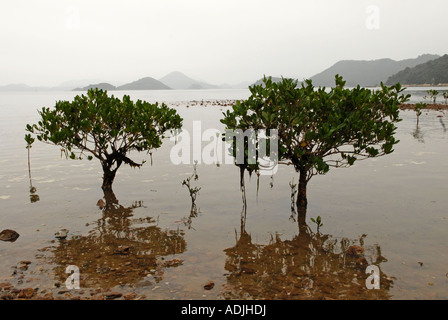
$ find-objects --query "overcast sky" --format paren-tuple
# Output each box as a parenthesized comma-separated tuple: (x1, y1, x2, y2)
(1, 0, 447, 87)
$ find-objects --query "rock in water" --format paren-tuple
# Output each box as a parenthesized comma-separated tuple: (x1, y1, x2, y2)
(0, 229, 20, 242)
(97, 199, 106, 209)
(204, 281, 215, 290)
(104, 292, 122, 300)
(123, 292, 137, 300)
(55, 229, 69, 240)
(18, 288, 35, 299)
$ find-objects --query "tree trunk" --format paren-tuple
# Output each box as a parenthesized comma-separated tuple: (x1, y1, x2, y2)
(102, 165, 117, 193)
(102, 188, 119, 207)
(296, 167, 308, 209)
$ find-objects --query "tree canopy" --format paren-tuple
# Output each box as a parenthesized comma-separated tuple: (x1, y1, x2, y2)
(221, 75, 410, 209)
(26, 88, 183, 192)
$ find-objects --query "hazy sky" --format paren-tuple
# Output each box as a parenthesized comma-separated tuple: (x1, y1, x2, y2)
(1, 0, 447, 87)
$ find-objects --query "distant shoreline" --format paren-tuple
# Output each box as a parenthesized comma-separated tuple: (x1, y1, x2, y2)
(399, 103, 448, 111)
(402, 84, 448, 88)
(167, 101, 448, 111)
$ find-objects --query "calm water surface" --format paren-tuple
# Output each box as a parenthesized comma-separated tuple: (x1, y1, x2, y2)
(0, 89, 447, 300)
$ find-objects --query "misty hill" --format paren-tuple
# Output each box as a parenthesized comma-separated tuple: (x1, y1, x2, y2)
(73, 83, 117, 91)
(159, 71, 219, 90)
(116, 77, 171, 90)
(59, 79, 106, 90)
(0, 83, 37, 92)
(310, 54, 440, 87)
(386, 54, 448, 85)
(251, 77, 288, 87)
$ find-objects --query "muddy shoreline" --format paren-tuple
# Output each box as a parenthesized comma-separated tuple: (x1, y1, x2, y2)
(168, 100, 448, 111)
(399, 103, 448, 111)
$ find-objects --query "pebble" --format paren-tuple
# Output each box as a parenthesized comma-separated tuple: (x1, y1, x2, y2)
(97, 199, 106, 209)
(123, 292, 137, 300)
(55, 229, 69, 240)
(0, 282, 13, 290)
(0, 229, 20, 242)
(114, 246, 131, 255)
(17, 288, 35, 299)
(41, 292, 54, 300)
(204, 281, 215, 290)
(103, 291, 123, 300)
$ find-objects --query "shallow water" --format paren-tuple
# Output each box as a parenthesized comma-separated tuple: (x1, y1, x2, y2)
(0, 90, 447, 300)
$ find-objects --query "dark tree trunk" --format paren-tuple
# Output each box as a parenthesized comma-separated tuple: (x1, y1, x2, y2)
(102, 188, 119, 207)
(297, 205, 308, 234)
(102, 165, 117, 193)
(296, 167, 308, 209)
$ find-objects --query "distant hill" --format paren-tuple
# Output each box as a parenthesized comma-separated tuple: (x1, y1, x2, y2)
(310, 54, 440, 87)
(159, 71, 219, 90)
(0, 83, 36, 92)
(386, 54, 448, 85)
(221, 81, 253, 89)
(251, 77, 288, 87)
(73, 83, 117, 91)
(58, 79, 105, 90)
(116, 77, 171, 90)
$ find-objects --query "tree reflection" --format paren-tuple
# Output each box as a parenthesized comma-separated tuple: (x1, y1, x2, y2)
(412, 125, 425, 143)
(42, 190, 187, 289)
(181, 162, 201, 230)
(439, 117, 447, 133)
(223, 207, 393, 300)
(29, 186, 40, 203)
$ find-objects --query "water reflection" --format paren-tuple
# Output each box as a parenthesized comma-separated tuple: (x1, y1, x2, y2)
(180, 162, 201, 230)
(223, 208, 393, 300)
(28, 158, 40, 203)
(412, 125, 425, 143)
(439, 117, 447, 133)
(39, 191, 187, 290)
(29, 186, 40, 203)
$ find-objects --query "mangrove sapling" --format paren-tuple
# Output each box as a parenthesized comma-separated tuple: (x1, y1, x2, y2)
(414, 102, 427, 127)
(25, 133, 40, 202)
(182, 161, 201, 220)
(25, 89, 183, 194)
(443, 91, 448, 105)
(25, 133, 34, 187)
(289, 179, 298, 222)
(427, 90, 439, 104)
(221, 75, 410, 215)
(310, 216, 323, 233)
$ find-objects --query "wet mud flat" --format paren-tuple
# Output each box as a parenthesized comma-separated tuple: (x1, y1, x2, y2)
(1, 224, 394, 300)
(1, 100, 447, 301)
